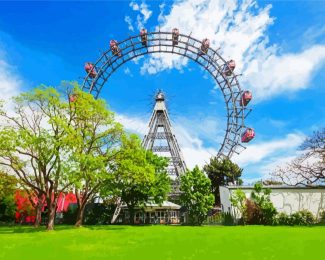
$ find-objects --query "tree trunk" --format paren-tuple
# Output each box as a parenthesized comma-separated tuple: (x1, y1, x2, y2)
(129, 205, 135, 225)
(34, 200, 43, 228)
(46, 198, 57, 231)
(75, 203, 86, 227)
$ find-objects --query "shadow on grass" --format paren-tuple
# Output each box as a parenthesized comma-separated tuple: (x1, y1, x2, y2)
(0, 224, 127, 234)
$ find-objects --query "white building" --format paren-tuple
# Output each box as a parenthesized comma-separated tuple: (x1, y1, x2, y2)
(220, 185, 325, 218)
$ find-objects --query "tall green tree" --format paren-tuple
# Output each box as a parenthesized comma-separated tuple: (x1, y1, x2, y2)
(0, 86, 77, 230)
(203, 157, 242, 205)
(111, 134, 170, 224)
(66, 87, 123, 227)
(0, 171, 17, 222)
(180, 166, 214, 225)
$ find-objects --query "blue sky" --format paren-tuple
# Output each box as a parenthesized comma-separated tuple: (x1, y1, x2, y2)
(0, 0, 324, 183)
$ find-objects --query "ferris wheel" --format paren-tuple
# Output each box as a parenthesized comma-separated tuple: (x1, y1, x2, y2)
(81, 28, 255, 158)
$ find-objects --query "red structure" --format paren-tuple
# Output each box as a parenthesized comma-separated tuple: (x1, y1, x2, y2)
(241, 128, 255, 143)
(223, 60, 236, 76)
(84, 62, 97, 78)
(110, 40, 121, 57)
(69, 93, 77, 102)
(14, 190, 77, 224)
(240, 90, 252, 106)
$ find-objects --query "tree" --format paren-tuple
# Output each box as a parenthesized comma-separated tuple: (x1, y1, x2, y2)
(0, 86, 75, 230)
(0, 171, 17, 222)
(110, 134, 170, 224)
(230, 183, 277, 225)
(66, 87, 123, 227)
(203, 157, 242, 205)
(248, 183, 277, 225)
(273, 128, 325, 186)
(230, 189, 246, 220)
(180, 166, 214, 225)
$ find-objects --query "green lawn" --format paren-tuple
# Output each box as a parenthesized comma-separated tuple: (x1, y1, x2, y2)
(0, 225, 324, 259)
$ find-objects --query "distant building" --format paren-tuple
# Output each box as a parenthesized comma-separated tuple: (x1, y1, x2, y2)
(116, 201, 182, 224)
(220, 185, 325, 218)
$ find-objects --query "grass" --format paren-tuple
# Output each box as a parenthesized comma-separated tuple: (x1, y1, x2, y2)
(0, 225, 324, 259)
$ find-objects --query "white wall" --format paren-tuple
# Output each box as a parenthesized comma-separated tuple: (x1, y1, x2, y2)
(220, 186, 325, 218)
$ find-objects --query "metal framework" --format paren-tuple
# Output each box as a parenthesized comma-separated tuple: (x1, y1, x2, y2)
(142, 91, 187, 176)
(81, 31, 252, 158)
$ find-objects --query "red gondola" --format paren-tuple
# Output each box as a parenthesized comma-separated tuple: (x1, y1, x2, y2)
(140, 29, 148, 46)
(241, 128, 255, 143)
(223, 60, 236, 76)
(110, 40, 121, 57)
(69, 93, 77, 103)
(172, 28, 179, 46)
(84, 62, 97, 78)
(240, 90, 252, 106)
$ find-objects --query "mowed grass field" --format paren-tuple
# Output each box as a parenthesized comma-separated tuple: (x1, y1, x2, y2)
(0, 225, 324, 259)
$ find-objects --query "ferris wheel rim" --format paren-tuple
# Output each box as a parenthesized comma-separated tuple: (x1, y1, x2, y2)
(81, 31, 252, 158)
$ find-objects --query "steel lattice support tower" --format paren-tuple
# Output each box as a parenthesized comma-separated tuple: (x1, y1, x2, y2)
(142, 91, 187, 193)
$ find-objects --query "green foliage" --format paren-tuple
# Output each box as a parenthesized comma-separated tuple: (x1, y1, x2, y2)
(180, 166, 214, 225)
(222, 212, 235, 226)
(248, 183, 277, 225)
(275, 210, 315, 226)
(0, 171, 17, 222)
(203, 157, 242, 205)
(230, 184, 277, 225)
(275, 212, 292, 226)
(0, 85, 78, 229)
(62, 204, 78, 225)
(318, 210, 325, 224)
(290, 210, 315, 226)
(110, 134, 170, 223)
(83, 203, 115, 225)
(230, 189, 246, 220)
(64, 86, 123, 226)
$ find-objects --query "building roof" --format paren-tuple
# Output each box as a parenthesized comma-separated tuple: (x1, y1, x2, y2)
(223, 185, 325, 190)
(121, 201, 181, 210)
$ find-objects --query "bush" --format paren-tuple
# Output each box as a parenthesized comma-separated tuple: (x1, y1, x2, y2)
(318, 210, 325, 224)
(222, 212, 235, 226)
(275, 210, 315, 226)
(244, 199, 261, 224)
(83, 203, 114, 225)
(275, 212, 292, 226)
(290, 210, 315, 226)
(62, 203, 78, 224)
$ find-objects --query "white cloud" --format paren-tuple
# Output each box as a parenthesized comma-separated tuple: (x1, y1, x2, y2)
(138, 0, 325, 101)
(123, 67, 133, 77)
(245, 45, 325, 100)
(126, 1, 153, 31)
(233, 133, 305, 167)
(115, 113, 148, 136)
(124, 16, 134, 32)
(129, 1, 140, 11)
(0, 56, 22, 113)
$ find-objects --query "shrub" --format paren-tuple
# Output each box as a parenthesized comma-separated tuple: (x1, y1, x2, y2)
(62, 203, 78, 224)
(244, 199, 261, 224)
(275, 212, 292, 226)
(244, 183, 277, 225)
(222, 212, 235, 226)
(291, 210, 315, 226)
(318, 210, 325, 224)
(83, 203, 114, 225)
